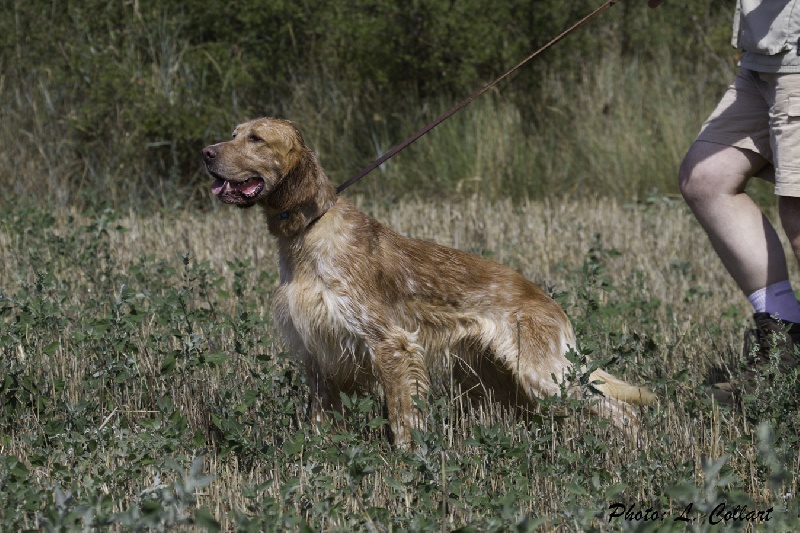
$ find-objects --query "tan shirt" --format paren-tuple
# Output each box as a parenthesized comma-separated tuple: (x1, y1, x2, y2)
(732, 0, 800, 72)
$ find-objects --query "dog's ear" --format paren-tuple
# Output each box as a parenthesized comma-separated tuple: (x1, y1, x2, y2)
(260, 119, 337, 236)
(275, 121, 311, 177)
(265, 140, 336, 229)
(281, 146, 317, 186)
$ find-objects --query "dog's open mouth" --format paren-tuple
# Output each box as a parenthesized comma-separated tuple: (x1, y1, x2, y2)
(211, 176, 265, 204)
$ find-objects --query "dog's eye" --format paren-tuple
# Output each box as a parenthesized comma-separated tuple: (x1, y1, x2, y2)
(248, 134, 262, 143)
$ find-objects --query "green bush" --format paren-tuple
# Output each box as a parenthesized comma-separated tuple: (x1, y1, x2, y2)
(2, 0, 734, 209)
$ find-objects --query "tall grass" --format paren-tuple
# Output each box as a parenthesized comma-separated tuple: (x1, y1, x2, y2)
(1, 196, 798, 530)
(2, 40, 734, 210)
(212, 51, 735, 203)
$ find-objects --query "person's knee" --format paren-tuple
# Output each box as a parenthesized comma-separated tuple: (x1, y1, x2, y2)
(678, 152, 715, 207)
(678, 142, 755, 207)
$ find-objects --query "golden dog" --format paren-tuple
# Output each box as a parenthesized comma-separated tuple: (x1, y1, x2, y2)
(203, 118, 654, 445)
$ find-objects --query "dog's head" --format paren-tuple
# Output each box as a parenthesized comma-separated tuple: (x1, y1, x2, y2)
(202, 118, 307, 209)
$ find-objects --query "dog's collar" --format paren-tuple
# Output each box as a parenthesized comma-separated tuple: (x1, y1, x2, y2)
(274, 210, 326, 228)
(306, 212, 326, 229)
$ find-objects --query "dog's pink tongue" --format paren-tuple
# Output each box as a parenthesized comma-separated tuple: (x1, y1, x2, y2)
(211, 178, 226, 195)
(239, 178, 262, 196)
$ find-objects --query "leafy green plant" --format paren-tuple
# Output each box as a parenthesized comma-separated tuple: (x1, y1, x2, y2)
(2, 191, 799, 530)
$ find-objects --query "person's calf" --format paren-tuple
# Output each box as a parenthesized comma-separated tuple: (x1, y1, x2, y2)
(779, 195, 800, 269)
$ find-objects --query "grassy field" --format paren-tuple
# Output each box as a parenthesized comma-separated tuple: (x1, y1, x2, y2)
(6, 1, 797, 530)
(1, 193, 799, 531)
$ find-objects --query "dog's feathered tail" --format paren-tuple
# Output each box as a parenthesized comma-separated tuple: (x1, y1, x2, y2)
(590, 369, 656, 404)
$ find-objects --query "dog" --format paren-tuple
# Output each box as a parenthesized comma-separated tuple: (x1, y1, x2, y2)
(203, 117, 655, 445)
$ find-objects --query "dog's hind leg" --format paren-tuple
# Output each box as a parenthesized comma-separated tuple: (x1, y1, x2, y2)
(369, 328, 431, 446)
(489, 315, 640, 433)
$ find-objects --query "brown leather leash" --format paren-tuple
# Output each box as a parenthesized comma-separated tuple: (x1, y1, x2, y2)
(336, 0, 622, 194)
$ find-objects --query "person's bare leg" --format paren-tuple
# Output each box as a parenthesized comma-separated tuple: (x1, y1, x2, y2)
(779, 195, 800, 273)
(678, 140, 789, 296)
(680, 141, 800, 405)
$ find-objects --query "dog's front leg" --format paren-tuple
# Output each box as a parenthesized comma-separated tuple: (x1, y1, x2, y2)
(370, 329, 430, 447)
(303, 355, 343, 427)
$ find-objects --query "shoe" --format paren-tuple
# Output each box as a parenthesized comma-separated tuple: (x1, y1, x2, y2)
(710, 313, 800, 406)
(742, 312, 800, 365)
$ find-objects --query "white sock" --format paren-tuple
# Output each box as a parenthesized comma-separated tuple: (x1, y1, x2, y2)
(747, 280, 800, 323)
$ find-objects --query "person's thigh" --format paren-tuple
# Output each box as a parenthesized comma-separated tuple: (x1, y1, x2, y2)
(696, 69, 773, 162)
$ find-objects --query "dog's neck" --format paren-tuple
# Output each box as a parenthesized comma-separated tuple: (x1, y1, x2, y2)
(259, 150, 337, 239)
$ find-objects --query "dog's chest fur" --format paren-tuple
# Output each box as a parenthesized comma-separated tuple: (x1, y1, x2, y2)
(272, 201, 376, 385)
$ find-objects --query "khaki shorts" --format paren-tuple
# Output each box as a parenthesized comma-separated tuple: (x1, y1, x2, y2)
(697, 68, 800, 197)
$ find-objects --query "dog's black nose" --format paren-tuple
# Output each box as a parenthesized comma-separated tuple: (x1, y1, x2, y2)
(203, 145, 218, 161)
